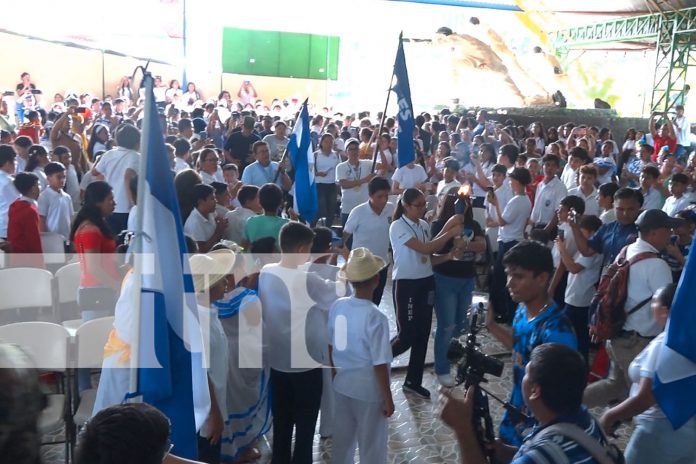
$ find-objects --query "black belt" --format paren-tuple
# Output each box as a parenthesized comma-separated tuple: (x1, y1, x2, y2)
(618, 330, 655, 340)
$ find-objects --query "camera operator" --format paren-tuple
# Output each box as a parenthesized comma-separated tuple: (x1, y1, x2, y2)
(484, 241, 577, 445)
(440, 343, 609, 464)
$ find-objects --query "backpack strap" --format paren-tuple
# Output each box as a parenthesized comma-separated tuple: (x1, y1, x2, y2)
(532, 423, 616, 464)
(623, 250, 658, 316)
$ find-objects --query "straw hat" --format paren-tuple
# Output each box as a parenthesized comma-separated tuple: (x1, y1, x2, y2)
(189, 249, 236, 294)
(338, 247, 386, 283)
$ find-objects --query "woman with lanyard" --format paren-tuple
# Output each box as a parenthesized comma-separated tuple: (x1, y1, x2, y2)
(314, 133, 340, 226)
(389, 188, 464, 398)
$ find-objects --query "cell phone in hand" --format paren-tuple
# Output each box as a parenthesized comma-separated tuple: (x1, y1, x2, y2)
(558, 229, 565, 241)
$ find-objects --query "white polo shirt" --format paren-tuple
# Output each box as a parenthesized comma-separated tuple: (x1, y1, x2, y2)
(184, 208, 216, 242)
(499, 194, 531, 243)
(568, 186, 600, 217)
(37, 186, 74, 239)
(344, 200, 395, 262)
(560, 164, 578, 191)
(389, 215, 432, 280)
(0, 170, 18, 238)
(531, 176, 567, 225)
(335, 159, 373, 214)
(314, 150, 340, 185)
(662, 193, 692, 217)
(223, 206, 257, 244)
(436, 179, 461, 199)
(328, 296, 392, 402)
(174, 157, 190, 173)
(623, 238, 672, 337)
(565, 252, 603, 307)
(551, 222, 577, 268)
(94, 146, 140, 214)
(392, 164, 427, 190)
(642, 188, 663, 211)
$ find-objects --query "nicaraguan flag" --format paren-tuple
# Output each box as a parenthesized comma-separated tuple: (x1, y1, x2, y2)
(653, 232, 696, 429)
(393, 32, 415, 168)
(289, 99, 318, 223)
(134, 74, 209, 459)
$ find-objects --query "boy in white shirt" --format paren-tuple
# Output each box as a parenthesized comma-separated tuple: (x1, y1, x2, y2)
(662, 173, 692, 217)
(37, 162, 74, 241)
(639, 165, 663, 210)
(549, 195, 585, 307)
(598, 182, 619, 224)
(484, 164, 512, 255)
(328, 248, 394, 464)
(556, 215, 603, 365)
(530, 154, 567, 230)
(435, 157, 461, 199)
(568, 164, 600, 216)
(391, 159, 428, 194)
(560, 147, 588, 191)
(184, 183, 227, 253)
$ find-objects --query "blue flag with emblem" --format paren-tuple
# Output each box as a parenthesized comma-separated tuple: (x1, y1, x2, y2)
(393, 32, 415, 168)
(132, 73, 209, 459)
(288, 99, 318, 223)
(653, 231, 696, 429)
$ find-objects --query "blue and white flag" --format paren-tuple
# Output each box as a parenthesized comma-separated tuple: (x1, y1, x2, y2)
(654, 232, 696, 429)
(393, 32, 415, 168)
(133, 73, 209, 459)
(288, 99, 318, 223)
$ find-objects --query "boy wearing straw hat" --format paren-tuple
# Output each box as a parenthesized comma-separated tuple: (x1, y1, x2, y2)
(328, 247, 395, 464)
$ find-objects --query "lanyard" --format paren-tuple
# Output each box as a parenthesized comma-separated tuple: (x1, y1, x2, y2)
(348, 162, 361, 181)
(401, 217, 426, 242)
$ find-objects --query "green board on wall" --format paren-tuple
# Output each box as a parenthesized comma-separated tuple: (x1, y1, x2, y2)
(221, 28, 340, 80)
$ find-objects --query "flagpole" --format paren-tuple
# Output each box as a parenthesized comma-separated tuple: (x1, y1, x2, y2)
(128, 69, 153, 398)
(272, 146, 289, 184)
(371, 33, 401, 174)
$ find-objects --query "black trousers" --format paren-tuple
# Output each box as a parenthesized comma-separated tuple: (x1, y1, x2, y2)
(316, 183, 337, 226)
(565, 304, 591, 367)
(270, 368, 323, 464)
(371, 265, 390, 306)
(491, 240, 518, 323)
(391, 276, 435, 387)
(197, 434, 221, 464)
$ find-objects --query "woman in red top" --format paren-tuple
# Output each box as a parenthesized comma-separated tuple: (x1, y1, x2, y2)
(7, 172, 43, 268)
(70, 181, 121, 313)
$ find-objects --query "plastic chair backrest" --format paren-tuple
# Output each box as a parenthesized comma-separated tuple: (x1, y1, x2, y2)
(0, 322, 70, 371)
(0, 267, 54, 311)
(55, 262, 81, 305)
(75, 316, 114, 369)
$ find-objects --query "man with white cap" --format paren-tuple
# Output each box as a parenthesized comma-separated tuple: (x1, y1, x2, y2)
(335, 138, 375, 225)
(328, 247, 394, 464)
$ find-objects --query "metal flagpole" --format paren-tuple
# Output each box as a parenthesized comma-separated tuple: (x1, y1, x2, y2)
(371, 35, 400, 173)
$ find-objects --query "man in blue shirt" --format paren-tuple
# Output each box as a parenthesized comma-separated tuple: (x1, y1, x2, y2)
(240, 141, 291, 190)
(440, 343, 610, 464)
(485, 241, 577, 446)
(572, 187, 642, 269)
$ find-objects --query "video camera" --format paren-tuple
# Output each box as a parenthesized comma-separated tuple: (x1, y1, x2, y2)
(447, 302, 503, 386)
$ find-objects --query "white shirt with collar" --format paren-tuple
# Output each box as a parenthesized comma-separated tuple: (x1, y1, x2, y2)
(223, 206, 257, 244)
(314, 150, 340, 185)
(662, 193, 692, 217)
(568, 186, 600, 217)
(499, 193, 531, 243)
(37, 186, 74, 239)
(199, 170, 217, 185)
(389, 215, 432, 280)
(335, 159, 373, 214)
(392, 164, 427, 190)
(642, 188, 663, 211)
(623, 238, 672, 337)
(93, 146, 140, 214)
(174, 157, 190, 173)
(485, 182, 513, 242)
(344, 200, 395, 262)
(436, 179, 461, 199)
(531, 176, 567, 225)
(184, 208, 216, 242)
(0, 170, 18, 238)
(560, 164, 578, 191)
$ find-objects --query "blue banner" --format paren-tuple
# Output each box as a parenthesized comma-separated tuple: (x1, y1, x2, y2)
(393, 33, 416, 168)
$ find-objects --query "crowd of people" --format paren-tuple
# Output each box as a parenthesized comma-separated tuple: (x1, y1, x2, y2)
(1, 70, 696, 464)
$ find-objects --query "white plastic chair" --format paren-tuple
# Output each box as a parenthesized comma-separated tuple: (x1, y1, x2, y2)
(0, 267, 54, 322)
(0, 321, 73, 461)
(40, 232, 66, 265)
(73, 316, 114, 427)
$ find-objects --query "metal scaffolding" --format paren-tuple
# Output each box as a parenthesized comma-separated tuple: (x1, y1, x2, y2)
(549, 7, 696, 114)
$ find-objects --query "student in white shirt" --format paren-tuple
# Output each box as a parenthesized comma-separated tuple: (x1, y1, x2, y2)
(329, 248, 394, 464)
(391, 160, 428, 195)
(197, 148, 222, 185)
(184, 184, 227, 253)
(189, 249, 235, 462)
(314, 133, 341, 226)
(556, 214, 603, 365)
(567, 164, 600, 217)
(223, 185, 260, 244)
(258, 222, 347, 464)
(560, 147, 588, 191)
(530, 154, 567, 229)
(549, 195, 585, 308)
(484, 164, 513, 254)
(662, 173, 692, 217)
(435, 157, 461, 200)
(598, 182, 620, 224)
(37, 162, 74, 241)
(0, 146, 19, 238)
(343, 176, 395, 305)
(52, 146, 81, 210)
(173, 138, 192, 173)
(336, 138, 375, 225)
(639, 165, 663, 210)
(487, 167, 532, 322)
(389, 188, 463, 399)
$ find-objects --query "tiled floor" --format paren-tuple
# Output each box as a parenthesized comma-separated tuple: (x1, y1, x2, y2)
(42, 284, 632, 464)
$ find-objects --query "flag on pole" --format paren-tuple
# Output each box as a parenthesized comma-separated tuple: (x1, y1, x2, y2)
(133, 73, 209, 459)
(393, 32, 415, 168)
(288, 99, 318, 223)
(653, 231, 696, 429)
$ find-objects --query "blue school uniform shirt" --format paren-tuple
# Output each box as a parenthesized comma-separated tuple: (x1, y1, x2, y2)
(499, 302, 577, 446)
(587, 221, 638, 269)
